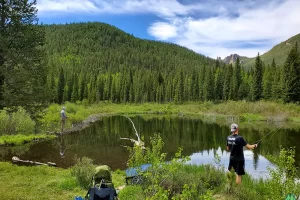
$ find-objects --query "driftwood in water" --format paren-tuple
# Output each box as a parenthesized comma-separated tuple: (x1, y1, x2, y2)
(12, 156, 57, 167)
(120, 116, 145, 149)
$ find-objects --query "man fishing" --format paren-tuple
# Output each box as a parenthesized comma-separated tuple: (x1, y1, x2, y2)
(226, 123, 258, 184)
(60, 106, 68, 133)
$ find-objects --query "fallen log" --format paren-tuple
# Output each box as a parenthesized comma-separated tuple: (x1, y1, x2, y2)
(12, 156, 57, 167)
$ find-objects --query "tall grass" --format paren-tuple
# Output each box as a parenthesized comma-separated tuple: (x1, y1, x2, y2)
(0, 107, 35, 135)
(0, 134, 55, 146)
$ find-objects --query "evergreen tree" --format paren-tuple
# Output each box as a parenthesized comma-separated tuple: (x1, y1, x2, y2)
(283, 43, 300, 102)
(232, 57, 242, 100)
(252, 53, 263, 101)
(71, 75, 79, 102)
(0, 0, 46, 109)
(57, 68, 65, 104)
(263, 69, 272, 100)
(203, 68, 214, 101)
(214, 67, 223, 101)
(223, 64, 233, 101)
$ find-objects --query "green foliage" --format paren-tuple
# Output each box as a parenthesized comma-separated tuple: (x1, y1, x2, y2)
(57, 68, 65, 104)
(71, 156, 95, 189)
(0, 107, 35, 135)
(44, 22, 215, 105)
(232, 57, 242, 100)
(0, 134, 55, 146)
(252, 53, 263, 101)
(127, 134, 225, 199)
(283, 43, 300, 103)
(266, 147, 300, 199)
(225, 147, 300, 200)
(0, 0, 47, 109)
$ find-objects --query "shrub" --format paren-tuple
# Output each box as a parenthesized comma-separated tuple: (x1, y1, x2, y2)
(266, 147, 300, 199)
(71, 156, 95, 189)
(0, 108, 35, 135)
(127, 134, 224, 199)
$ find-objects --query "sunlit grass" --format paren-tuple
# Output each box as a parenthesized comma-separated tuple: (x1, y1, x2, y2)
(0, 134, 56, 146)
(0, 162, 126, 200)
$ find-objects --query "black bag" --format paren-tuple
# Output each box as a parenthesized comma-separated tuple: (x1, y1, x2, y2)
(86, 186, 117, 200)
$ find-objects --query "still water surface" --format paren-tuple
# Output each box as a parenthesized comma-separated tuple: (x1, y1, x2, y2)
(1, 115, 300, 179)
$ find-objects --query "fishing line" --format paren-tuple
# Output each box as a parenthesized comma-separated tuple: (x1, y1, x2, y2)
(264, 128, 281, 154)
(250, 126, 282, 145)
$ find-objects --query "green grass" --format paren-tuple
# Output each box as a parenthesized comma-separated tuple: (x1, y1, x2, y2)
(0, 162, 126, 200)
(0, 134, 56, 146)
(40, 100, 300, 133)
(0, 162, 85, 200)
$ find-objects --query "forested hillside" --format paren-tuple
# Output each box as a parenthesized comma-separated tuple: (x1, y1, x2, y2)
(242, 33, 300, 68)
(44, 22, 300, 104)
(44, 22, 215, 104)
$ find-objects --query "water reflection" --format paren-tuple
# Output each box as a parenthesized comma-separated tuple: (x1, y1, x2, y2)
(0, 115, 299, 179)
(59, 134, 67, 159)
(188, 147, 276, 179)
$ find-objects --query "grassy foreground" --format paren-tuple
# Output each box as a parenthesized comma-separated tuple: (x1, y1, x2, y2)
(0, 162, 125, 200)
(1, 145, 300, 200)
(41, 100, 300, 132)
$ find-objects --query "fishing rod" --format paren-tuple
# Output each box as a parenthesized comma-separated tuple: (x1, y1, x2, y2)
(250, 126, 282, 145)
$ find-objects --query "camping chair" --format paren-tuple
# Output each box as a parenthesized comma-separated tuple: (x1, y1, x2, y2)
(85, 165, 118, 200)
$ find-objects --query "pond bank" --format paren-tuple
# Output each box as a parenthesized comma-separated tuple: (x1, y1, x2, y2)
(2, 101, 299, 145)
(0, 134, 56, 146)
(41, 101, 300, 134)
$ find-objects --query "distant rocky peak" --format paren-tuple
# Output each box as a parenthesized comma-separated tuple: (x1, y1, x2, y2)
(223, 54, 240, 64)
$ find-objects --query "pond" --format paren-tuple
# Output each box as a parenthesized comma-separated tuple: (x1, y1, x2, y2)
(1, 115, 300, 179)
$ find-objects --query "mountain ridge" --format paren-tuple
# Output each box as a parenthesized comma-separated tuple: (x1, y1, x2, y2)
(242, 33, 300, 67)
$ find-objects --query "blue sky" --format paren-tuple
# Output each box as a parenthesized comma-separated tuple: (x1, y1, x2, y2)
(37, 0, 300, 59)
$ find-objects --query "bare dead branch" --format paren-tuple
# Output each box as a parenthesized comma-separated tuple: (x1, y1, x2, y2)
(123, 115, 141, 143)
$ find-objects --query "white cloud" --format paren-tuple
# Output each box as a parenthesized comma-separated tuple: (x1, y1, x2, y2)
(148, 0, 300, 58)
(37, 0, 300, 58)
(148, 22, 177, 40)
(37, 0, 200, 16)
(37, 0, 100, 13)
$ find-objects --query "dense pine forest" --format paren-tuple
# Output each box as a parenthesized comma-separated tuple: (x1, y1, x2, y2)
(44, 23, 300, 105)
(1, 1, 300, 111)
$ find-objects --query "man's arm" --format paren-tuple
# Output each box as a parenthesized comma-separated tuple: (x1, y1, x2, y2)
(226, 137, 230, 152)
(240, 136, 257, 150)
(226, 146, 230, 151)
(246, 143, 258, 150)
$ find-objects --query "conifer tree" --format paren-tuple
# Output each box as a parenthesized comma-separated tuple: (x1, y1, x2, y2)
(223, 64, 233, 101)
(232, 57, 242, 100)
(0, 0, 46, 108)
(263, 69, 272, 100)
(283, 43, 300, 102)
(252, 53, 263, 101)
(203, 68, 214, 101)
(71, 75, 79, 102)
(57, 68, 65, 104)
(214, 67, 223, 101)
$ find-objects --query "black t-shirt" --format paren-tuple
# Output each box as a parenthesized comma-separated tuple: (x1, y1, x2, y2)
(227, 134, 247, 161)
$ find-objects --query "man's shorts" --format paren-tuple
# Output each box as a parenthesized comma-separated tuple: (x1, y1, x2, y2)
(228, 159, 245, 175)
